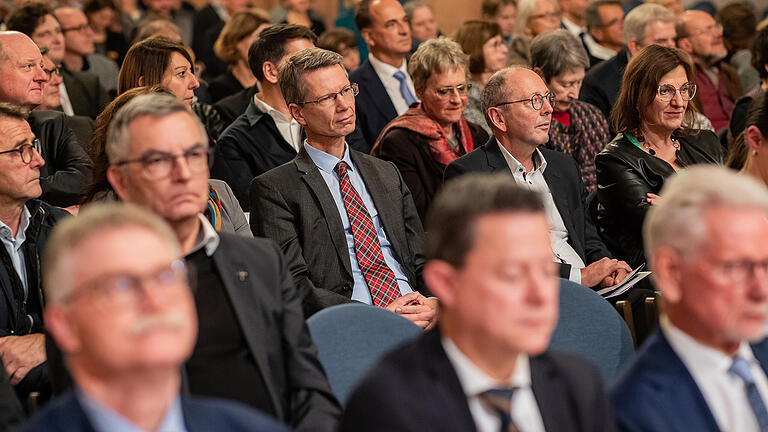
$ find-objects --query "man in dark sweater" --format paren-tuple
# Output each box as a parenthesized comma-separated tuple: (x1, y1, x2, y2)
(105, 93, 340, 431)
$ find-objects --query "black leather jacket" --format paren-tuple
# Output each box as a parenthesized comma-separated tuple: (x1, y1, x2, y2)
(595, 130, 723, 267)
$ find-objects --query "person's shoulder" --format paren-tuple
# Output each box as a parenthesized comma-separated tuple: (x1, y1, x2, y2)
(183, 396, 290, 431)
(26, 199, 71, 223)
(218, 231, 280, 257)
(349, 60, 374, 83)
(535, 350, 604, 387)
(597, 133, 632, 157)
(253, 157, 299, 184)
(28, 110, 69, 125)
(584, 53, 621, 81)
(16, 391, 86, 431)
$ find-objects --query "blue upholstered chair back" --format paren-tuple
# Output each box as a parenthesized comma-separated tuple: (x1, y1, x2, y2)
(550, 279, 635, 384)
(307, 303, 422, 404)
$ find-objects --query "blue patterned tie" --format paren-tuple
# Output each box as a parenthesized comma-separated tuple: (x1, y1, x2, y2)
(479, 387, 520, 432)
(393, 71, 417, 107)
(729, 356, 768, 431)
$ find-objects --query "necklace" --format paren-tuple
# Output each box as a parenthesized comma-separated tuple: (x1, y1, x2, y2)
(636, 134, 679, 156)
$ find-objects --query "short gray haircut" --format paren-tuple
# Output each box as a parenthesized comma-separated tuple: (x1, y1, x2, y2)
(644, 166, 768, 264)
(404, 1, 431, 22)
(105, 93, 207, 163)
(515, 0, 559, 36)
(0, 103, 29, 122)
(530, 29, 589, 80)
(482, 67, 527, 127)
(279, 47, 345, 106)
(43, 202, 181, 304)
(623, 3, 675, 45)
(408, 37, 469, 93)
(585, 0, 622, 31)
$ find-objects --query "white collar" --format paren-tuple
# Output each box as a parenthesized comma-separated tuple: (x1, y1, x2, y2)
(497, 140, 548, 175)
(442, 337, 531, 397)
(582, 33, 618, 61)
(368, 53, 408, 79)
(0, 205, 31, 244)
(253, 94, 291, 123)
(186, 214, 220, 257)
(561, 17, 585, 36)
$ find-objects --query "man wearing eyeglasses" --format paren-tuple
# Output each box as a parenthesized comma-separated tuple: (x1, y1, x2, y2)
(26, 203, 289, 431)
(613, 166, 768, 432)
(250, 47, 438, 325)
(445, 67, 631, 290)
(676, 10, 742, 132)
(104, 93, 341, 431)
(0, 103, 70, 402)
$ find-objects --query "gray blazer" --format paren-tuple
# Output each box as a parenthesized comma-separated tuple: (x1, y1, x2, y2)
(249, 146, 427, 317)
(209, 179, 251, 237)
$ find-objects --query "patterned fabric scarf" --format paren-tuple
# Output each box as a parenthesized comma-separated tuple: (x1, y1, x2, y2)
(204, 185, 223, 231)
(372, 104, 475, 165)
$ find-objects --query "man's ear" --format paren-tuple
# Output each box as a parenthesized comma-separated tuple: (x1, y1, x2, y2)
(138, 76, 144, 87)
(488, 106, 507, 132)
(423, 260, 458, 308)
(361, 28, 375, 49)
(288, 103, 306, 126)
(106, 165, 130, 202)
(651, 247, 683, 304)
(44, 307, 81, 354)
(676, 37, 692, 53)
(532, 67, 545, 80)
(262, 61, 279, 85)
(627, 38, 640, 55)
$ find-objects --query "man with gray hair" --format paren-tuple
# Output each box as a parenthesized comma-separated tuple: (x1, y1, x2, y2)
(580, 3, 676, 118)
(613, 166, 768, 431)
(104, 93, 341, 431)
(23, 203, 289, 431)
(250, 47, 437, 325)
(583, 0, 625, 67)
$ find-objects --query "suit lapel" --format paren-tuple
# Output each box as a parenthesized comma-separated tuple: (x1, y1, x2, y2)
(294, 149, 353, 278)
(530, 355, 576, 432)
(541, 153, 579, 247)
(210, 241, 284, 419)
(359, 62, 397, 121)
(484, 139, 513, 174)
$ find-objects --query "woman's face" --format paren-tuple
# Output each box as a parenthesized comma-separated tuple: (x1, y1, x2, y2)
(482, 35, 508, 73)
(161, 52, 199, 105)
(417, 66, 468, 129)
(495, 4, 516, 37)
(527, 0, 560, 37)
(88, 7, 114, 32)
(643, 65, 689, 133)
(546, 67, 584, 112)
(340, 44, 360, 72)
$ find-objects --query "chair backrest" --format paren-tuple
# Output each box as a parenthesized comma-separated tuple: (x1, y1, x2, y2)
(307, 303, 422, 404)
(550, 279, 635, 384)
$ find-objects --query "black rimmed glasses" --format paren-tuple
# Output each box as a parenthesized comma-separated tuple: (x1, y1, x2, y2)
(0, 138, 41, 164)
(494, 92, 555, 111)
(298, 83, 359, 108)
(657, 82, 696, 102)
(63, 260, 189, 309)
(113, 145, 212, 180)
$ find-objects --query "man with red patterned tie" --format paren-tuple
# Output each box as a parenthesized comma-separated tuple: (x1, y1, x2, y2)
(249, 47, 437, 325)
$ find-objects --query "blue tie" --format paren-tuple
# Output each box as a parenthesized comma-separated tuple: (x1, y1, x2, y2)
(393, 71, 417, 107)
(729, 356, 768, 431)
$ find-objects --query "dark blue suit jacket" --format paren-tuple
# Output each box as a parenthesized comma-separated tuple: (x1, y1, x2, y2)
(349, 60, 398, 146)
(611, 329, 768, 431)
(17, 391, 290, 431)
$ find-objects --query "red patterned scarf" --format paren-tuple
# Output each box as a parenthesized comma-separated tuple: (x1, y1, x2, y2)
(372, 105, 475, 165)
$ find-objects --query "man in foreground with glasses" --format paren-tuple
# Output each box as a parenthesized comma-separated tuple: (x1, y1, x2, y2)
(105, 93, 341, 431)
(24, 203, 288, 431)
(250, 48, 437, 325)
(676, 10, 741, 132)
(612, 166, 768, 431)
(0, 102, 70, 402)
(446, 67, 630, 291)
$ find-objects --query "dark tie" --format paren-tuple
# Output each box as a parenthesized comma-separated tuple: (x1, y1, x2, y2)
(729, 356, 768, 431)
(393, 71, 417, 107)
(479, 387, 520, 432)
(333, 161, 400, 307)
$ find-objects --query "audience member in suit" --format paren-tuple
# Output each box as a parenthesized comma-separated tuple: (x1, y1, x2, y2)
(208, 11, 268, 103)
(193, 0, 247, 80)
(445, 67, 630, 290)
(350, 0, 418, 146)
(0, 359, 23, 430)
(105, 93, 340, 430)
(250, 48, 438, 325)
(676, 10, 743, 132)
(582, 1, 624, 68)
(0, 104, 70, 403)
(214, 84, 257, 125)
(612, 166, 768, 432)
(6, 3, 111, 119)
(212, 24, 317, 210)
(580, 3, 676, 120)
(0, 32, 93, 208)
(21, 203, 290, 432)
(342, 174, 615, 432)
(371, 38, 488, 222)
(55, 7, 120, 98)
(530, 30, 611, 192)
(596, 46, 723, 269)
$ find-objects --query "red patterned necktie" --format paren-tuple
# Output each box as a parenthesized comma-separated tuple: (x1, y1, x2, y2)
(333, 161, 400, 307)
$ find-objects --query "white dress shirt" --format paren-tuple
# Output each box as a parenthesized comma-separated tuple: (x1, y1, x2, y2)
(253, 95, 303, 153)
(0, 206, 31, 295)
(367, 54, 417, 116)
(442, 338, 546, 432)
(582, 34, 618, 62)
(498, 143, 585, 283)
(662, 316, 768, 432)
(561, 17, 585, 38)
(59, 82, 75, 116)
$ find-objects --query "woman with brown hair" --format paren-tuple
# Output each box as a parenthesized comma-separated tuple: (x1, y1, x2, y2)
(596, 45, 723, 267)
(210, 10, 269, 102)
(119, 36, 226, 141)
(452, 20, 508, 135)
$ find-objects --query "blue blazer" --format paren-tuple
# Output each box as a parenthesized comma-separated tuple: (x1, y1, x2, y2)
(611, 329, 768, 431)
(16, 391, 290, 432)
(349, 60, 398, 146)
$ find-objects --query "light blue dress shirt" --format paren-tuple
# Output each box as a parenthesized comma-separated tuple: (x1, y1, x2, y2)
(0, 206, 31, 295)
(304, 142, 414, 303)
(77, 389, 188, 432)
